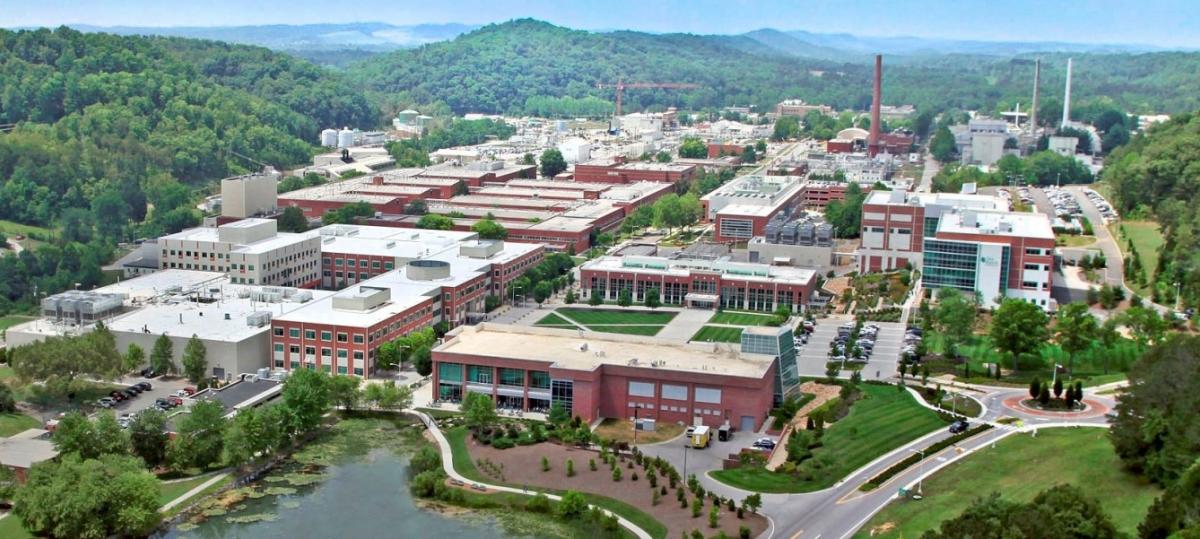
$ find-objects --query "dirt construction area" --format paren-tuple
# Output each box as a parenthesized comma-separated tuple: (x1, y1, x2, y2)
(467, 436, 770, 539)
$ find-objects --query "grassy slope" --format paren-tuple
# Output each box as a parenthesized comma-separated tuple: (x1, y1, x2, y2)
(709, 311, 776, 326)
(712, 384, 945, 493)
(855, 428, 1160, 538)
(156, 474, 218, 506)
(691, 326, 744, 343)
(0, 413, 40, 437)
(0, 315, 35, 334)
(1116, 220, 1164, 294)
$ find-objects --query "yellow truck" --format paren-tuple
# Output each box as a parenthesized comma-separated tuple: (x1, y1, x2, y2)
(690, 425, 711, 448)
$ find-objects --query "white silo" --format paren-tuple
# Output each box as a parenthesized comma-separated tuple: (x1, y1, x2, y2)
(320, 128, 338, 147)
(337, 127, 355, 149)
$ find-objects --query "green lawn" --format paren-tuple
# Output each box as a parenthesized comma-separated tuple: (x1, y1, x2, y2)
(712, 384, 946, 493)
(690, 326, 744, 343)
(921, 332, 1140, 387)
(534, 312, 577, 327)
(157, 474, 217, 506)
(0, 219, 54, 238)
(0, 513, 34, 539)
(444, 426, 666, 538)
(0, 314, 35, 334)
(1056, 234, 1096, 247)
(555, 308, 677, 326)
(584, 325, 663, 336)
(0, 365, 15, 381)
(709, 311, 776, 326)
(855, 428, 1161, 538)
(1116, 220, 1164, 294)
(0, 413, 40, 437)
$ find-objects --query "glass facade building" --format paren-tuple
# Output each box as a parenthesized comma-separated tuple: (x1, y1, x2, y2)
(740, 327, 800, 406)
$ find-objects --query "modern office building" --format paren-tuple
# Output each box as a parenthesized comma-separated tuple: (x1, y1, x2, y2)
(159, 219, 322, 288)
(431, 323, 788, 431)
(856, 190, 1056, 310)
(580, 255, 816, 312)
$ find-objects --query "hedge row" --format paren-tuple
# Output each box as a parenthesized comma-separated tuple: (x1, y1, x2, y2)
(859, 424, 993, 491)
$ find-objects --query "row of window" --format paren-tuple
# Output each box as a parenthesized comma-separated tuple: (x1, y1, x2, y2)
(325, 257, 394, 271)
(627, 402, 722, 416)
(273, 343, 366, 361)
(274, 360, 363, 376)
(275, 327, 367, 344)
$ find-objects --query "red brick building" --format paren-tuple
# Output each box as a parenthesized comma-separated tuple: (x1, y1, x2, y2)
(432, 324, 780, 431)
(701, 175, 807, 243)
(573, 157, 697, 185)
(706, 143, 745, 159)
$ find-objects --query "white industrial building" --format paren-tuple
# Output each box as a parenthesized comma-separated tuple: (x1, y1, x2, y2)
(221, 168, 279, 219)
(5, 271, 335, 381)
(159, 219, 322, 288)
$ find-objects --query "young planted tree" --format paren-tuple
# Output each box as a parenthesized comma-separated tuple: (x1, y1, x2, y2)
(617, 288, 633, 307)
(123, 343, 145, 373)
(1029, 377, 1041, 400)
(150, 334, 176, 376)
(644, 287, 661, 309)
(1055, 302, 1098, 376)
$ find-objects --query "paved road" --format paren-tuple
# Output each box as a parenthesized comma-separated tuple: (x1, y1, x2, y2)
(1064, 186, 1124, 287)
(917, 154, 940, 193)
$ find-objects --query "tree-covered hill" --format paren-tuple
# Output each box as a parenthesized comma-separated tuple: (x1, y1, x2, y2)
(348, 19, 1200, 117)
(1102, 112, 1200, 306)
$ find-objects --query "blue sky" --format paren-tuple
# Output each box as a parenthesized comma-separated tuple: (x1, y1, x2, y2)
(4, 0, 1199, 47)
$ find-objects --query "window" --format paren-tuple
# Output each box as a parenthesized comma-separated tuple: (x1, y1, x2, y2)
(467, 365, 493, 384)
(499, 368, 525, 387)
(304, 329, 316, 340)
(1023, 263, 1043, 271)
(289, 345, 300, 354)
(529, 371, 551, 390)
(337, 350, 348, 358)
(337, 366, 348, 375)
(661, 384, 688, 400)
(353, 351, 363, 360)
(305, 346, 316, 357)
(695, 387, 722, 404)
(273, 327, 284, 336)
(438, 363, 463, 383)
(337, 332, 348, 342)
(551, 379, 573, 410)
(353, 334, 364, 344)
(628, 381, 655, 397)
(273, 343, 284, 353)
(335, 259, 344, 266)
(347, 259, 356, 267)
(353, 368, 364, 376)
(384, 262, 394, 270)
(321, 331, 332, 341)
(1025, 247, 1043, 256)
(372, 261, 381, 269)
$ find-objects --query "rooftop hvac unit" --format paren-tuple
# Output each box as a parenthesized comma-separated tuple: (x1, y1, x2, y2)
(246, 311, 272, 327)
(816, 224, 834, 246)
(291, 290, 313, 303)
(237, 288, 251, 298)
(164, 285, 183, 295)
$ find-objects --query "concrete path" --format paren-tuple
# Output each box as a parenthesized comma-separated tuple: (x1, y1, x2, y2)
(414, 411, 653, 539)
(656, 308, 716, 341)
(159, 471, 230, 513)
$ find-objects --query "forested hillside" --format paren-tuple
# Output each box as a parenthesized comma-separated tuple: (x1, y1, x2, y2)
(348, 19, 1200, 117)
(1102, 112, 1200, 307)
(0, 27, 377, 314)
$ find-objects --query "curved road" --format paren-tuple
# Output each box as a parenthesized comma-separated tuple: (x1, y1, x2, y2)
(642, 381, 1116, 539)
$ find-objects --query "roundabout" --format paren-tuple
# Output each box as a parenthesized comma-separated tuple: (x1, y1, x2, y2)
(1001, 394, 1111, 420)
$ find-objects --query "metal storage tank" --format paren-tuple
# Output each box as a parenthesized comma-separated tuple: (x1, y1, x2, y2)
(337, 128, 355, 149)
(320, 129, 338, 147)
(396, 109, 419, 125)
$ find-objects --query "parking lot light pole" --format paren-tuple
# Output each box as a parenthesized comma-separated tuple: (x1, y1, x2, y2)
(682, 444, 690, 483)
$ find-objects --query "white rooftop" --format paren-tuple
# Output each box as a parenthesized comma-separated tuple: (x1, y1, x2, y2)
(438, 323, 775, 378)
(937, 209, 1055, 240)
(582, 255, 816, 285)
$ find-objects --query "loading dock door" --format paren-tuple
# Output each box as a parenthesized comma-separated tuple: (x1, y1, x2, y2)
(740, 415, 755, 433)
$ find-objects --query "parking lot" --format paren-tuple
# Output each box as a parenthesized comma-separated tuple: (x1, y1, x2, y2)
(638, 428, 777, 488)
(794, 319, 904, 381)
(104, 375, 193, 416)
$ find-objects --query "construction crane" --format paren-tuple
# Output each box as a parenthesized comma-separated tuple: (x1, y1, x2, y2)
(596, 79, 700, 116)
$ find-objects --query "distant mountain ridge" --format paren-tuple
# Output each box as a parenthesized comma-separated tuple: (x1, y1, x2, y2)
(65, 22, 478, 51)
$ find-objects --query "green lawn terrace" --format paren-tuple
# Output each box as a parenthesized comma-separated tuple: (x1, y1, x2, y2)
(534, 307, 677, 337)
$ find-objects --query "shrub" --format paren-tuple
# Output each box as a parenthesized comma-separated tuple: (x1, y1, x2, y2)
(541, 456, 550, 472)
(612, 467, 622, 481)
(566, 459, 575, 477)
(631, 471, 638, 481)
(652, 489, 661, 506)
(692, 497, 703, 518)
(589, 458, 597, 471)
(526, 493, 552, 513)
(491, 437, 515, 450)
(709, 505, 720, 528)
(740, 526, 752, 539)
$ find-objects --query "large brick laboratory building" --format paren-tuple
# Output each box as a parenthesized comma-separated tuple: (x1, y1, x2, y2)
(432, 324, 800, 431)
(856, 190, 1056, 310)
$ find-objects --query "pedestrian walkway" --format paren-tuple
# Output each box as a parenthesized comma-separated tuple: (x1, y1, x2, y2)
(656, 308, 715, 341)
(159, 472, 230, 513)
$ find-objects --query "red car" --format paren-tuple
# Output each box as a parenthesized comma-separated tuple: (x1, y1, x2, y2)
(109, 391, 127, 402)
(167, 396, 184, 406)
(182, 386, 197, 396)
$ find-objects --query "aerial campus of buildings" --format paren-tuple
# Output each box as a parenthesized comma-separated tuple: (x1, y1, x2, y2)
(8, 53, 1106, 430)
(1, 10, 1196, 539)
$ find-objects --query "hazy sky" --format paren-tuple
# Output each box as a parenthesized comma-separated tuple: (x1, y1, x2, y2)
(4, 0, 1199, 47)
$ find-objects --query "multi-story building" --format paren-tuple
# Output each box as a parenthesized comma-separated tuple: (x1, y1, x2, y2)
(856, 190, 1055, 310)
(580, 255, 816, 312)
(775, 99, 834, 118)
(954, 118, 1013, 167)
(431, 323, 794, 431)
(159, 219, 322, 288)
(701, 175, 807, 242)
(221, 168, 279, 219)
(573, 156, 697, 185)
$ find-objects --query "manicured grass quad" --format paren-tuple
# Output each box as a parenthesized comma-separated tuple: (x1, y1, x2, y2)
(534, 312, 576, 327)
(690, 326, 744, 343)
(708, 311, 776, 326)
(555, 308, 677, 326)
(856, 428, 1160, 538)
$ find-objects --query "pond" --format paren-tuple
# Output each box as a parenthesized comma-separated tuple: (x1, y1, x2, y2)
(160, 417, 561, 539)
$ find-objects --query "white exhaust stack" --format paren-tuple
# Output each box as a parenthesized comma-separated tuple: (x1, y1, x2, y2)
(1061, 58, 1073, 128)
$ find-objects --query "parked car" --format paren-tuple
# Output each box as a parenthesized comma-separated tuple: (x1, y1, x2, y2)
(174, 389, 190, 398)
(125, 385, 142, 394)
(167, 396, 184, 406)
(109, 391, 127, 402)
(154, 398, 174, 408)
(182, 386, 197, 396)
(949, 420, 970, 434)
(140, 367, 158, 378)
(751, 438, 776, 450)
(135, 382, 152, 391)
(121, 389, 138, 399)
(97, 397, 116, 408)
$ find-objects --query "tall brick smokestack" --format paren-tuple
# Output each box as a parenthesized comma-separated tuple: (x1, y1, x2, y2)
(868, 54, 882, 157)
(1030, 58, 1040, 134)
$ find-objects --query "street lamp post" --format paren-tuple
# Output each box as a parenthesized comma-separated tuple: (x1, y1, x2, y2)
(909, 448, 926, 496)
(682, 444, 690, 484)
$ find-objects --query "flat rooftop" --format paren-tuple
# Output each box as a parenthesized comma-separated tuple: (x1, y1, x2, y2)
(582, 255, 815, 285)
(937, 209, 1055, 240)
(865, 190, 1006, 211)
(505, 179, 613, 191)
(438, 323, 775, 379)
(160, 227, 316, 254)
